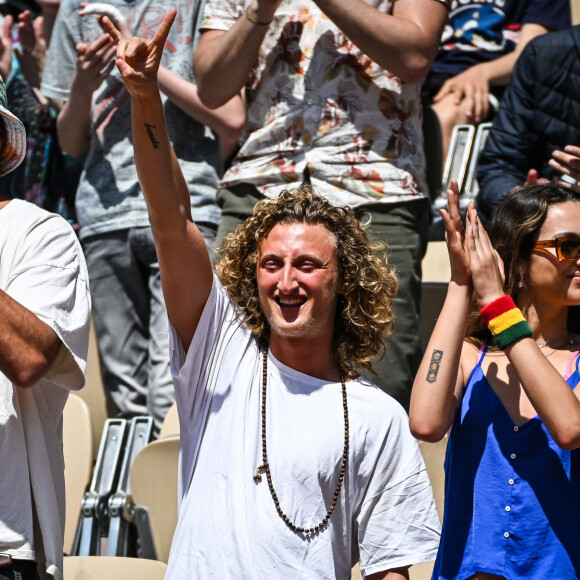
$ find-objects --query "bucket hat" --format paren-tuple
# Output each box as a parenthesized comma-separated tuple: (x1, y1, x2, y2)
(0, 74, 26, 176)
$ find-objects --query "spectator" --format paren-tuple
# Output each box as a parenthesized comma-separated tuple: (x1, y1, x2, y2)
(0, 75, 91, 580)
(423, 0, 570, 169)
(410, 181, 580, 578)
(477, 24, 580, 218)
(103, 13, 442, 577)
(192, 0, 450, 411)
(0, 0, 83, 223)
(40, 0, 246, 433)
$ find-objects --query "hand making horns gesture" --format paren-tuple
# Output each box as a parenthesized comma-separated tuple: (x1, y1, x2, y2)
(100, 9, 176, 98)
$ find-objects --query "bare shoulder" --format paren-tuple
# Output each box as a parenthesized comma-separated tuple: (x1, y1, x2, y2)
(460, 339, 482, 379)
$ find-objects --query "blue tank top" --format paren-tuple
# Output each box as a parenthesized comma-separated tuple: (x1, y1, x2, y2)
(432, 345, 580, 580)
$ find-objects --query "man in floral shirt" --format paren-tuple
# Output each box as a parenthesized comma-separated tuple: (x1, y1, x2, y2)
(193, 0, 451, 410)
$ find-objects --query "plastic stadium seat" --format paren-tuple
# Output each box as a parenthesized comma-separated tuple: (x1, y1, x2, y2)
(159, 402, 180, 439)
(130, 435, 180, 563)
(63, 556, 167, 579)
(63, 393, 93, 554)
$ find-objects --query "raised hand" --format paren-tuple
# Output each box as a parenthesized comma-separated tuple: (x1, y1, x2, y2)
(465, 204, 505, 309)
(73, 33, 117, 95)
(16, 10, 43, 55)
(440, 179, 471, 287)
(0, 15, 13, 81)
(550, 145, 580, 191)
(14, 10, 46, 89)
(101, 9, 175, 99)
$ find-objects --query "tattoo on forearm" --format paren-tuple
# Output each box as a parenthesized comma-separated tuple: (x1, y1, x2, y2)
(426, 349, 444, 383)
(144, 123, 160, 149)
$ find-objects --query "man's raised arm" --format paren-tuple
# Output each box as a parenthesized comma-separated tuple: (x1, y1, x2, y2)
(193, 0, 281, 108)
(309, 0, 448, 83)
(102, 11, 213, 352)
(194, 0, 449, 109)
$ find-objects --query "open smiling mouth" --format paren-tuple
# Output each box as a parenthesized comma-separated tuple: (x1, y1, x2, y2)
(275, 296, 307, 308)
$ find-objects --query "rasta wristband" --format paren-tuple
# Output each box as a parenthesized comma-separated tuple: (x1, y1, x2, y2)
(480, 295, 533, 350)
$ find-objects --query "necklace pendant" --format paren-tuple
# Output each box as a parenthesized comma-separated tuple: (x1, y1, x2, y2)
(254, 464, 266, 482)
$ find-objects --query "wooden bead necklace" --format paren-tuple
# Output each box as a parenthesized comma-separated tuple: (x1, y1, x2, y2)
(253, 348, 349, 535)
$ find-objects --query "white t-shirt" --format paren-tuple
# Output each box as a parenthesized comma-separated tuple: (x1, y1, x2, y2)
(0, 200, 91, 579)
(167, 276, 440, 579)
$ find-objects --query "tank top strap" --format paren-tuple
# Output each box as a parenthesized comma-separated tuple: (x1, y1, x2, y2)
(476, 341, 489, 367)
(564, 347, 580, 380)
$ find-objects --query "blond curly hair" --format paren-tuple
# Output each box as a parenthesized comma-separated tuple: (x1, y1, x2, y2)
(215, 185, 398, 379)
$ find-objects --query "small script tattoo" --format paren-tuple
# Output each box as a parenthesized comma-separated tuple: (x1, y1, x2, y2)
(144, 123, 160, 149)
(426, 349, 444, 383)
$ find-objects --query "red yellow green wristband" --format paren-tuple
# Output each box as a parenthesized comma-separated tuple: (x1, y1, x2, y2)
(480, 295, 533, 350)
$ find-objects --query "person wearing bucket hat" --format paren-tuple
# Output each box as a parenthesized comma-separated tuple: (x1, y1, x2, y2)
(0, 75, 26, 177)
(0, 77, 91, 580)
(0, 3, 84, 225)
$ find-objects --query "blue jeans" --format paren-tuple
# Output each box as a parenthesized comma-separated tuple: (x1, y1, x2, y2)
(83, 225, 216, 434)
(0, 560, 39, 580)
(215, 185, 428, 411)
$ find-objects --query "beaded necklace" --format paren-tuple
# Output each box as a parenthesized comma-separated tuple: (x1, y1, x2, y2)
(253, 349, 349, 535)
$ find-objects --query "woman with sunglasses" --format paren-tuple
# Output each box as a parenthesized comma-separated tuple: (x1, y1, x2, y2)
(410, 181, 580, 579)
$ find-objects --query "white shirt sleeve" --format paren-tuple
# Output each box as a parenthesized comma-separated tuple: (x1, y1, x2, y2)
(3, 205, 91, 389)
(357, 403, 441, 575)
(201, 0, 245, 31)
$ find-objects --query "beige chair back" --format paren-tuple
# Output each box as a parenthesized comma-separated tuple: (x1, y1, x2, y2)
(77, 321, 109, 460)
(64, 556, 167, 579)
(159, 402, 180, 439)
(63, 392, 93, 554)
(418, 438, 447, 522)
(130, 435, 180, 563)
(573, 0, 580, 24)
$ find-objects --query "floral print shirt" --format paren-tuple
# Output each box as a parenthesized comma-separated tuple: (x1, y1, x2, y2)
(202, 0, 450, 206)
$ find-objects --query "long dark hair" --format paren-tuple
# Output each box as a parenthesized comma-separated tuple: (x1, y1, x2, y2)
(467, 183, 580, 341)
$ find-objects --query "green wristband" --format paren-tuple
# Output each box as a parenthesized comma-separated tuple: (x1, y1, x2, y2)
(494, 320, 533, 350)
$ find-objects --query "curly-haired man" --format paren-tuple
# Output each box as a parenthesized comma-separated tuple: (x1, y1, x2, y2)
(193, 0, 453, 412)
(104, 12, 440, 580)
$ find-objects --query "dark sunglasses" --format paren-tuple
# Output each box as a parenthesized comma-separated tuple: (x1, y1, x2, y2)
(534, 236, 580, 261)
